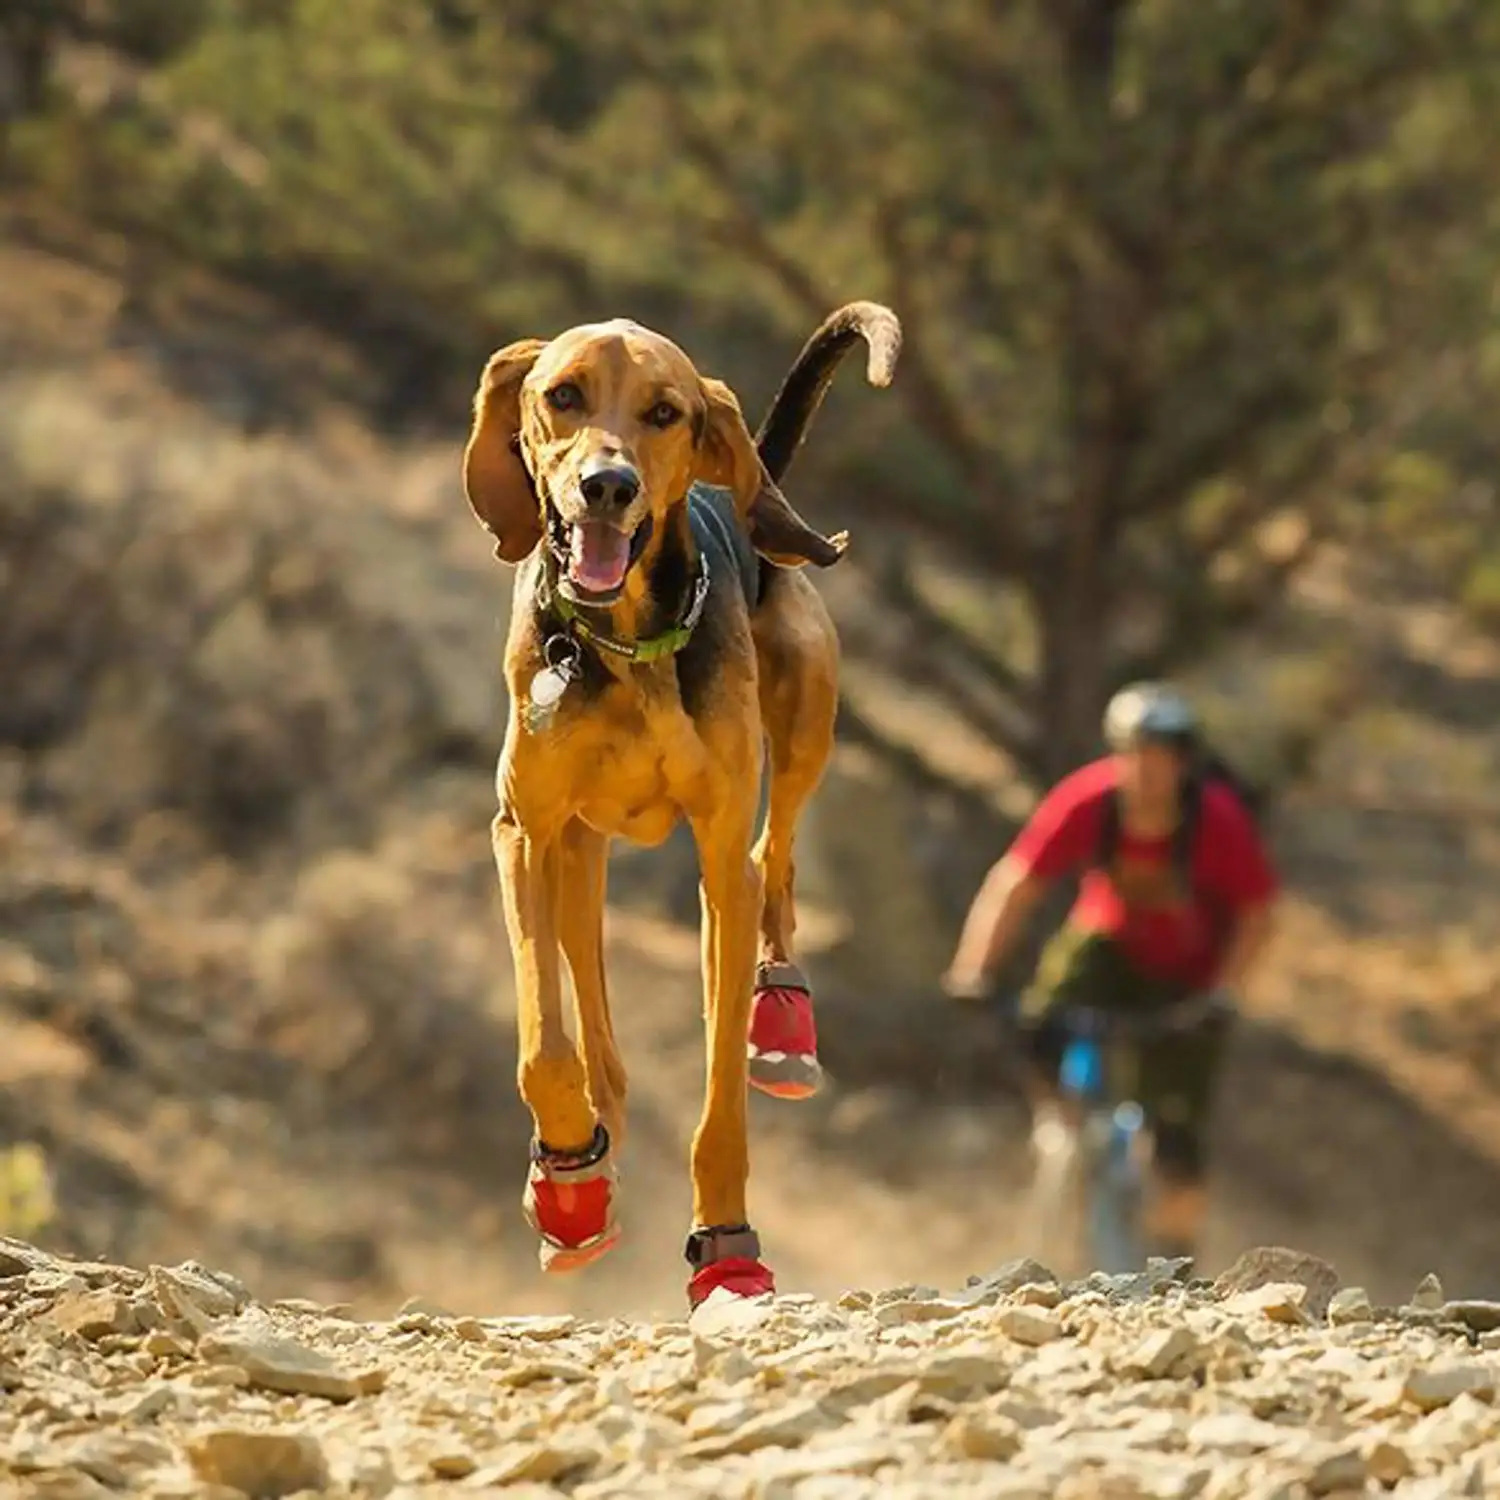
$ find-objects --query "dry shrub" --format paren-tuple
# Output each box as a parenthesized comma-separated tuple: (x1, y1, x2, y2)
(0, 463, 127, 751)
(0, 376, 486, 853)
(254, 850, 516, 1151)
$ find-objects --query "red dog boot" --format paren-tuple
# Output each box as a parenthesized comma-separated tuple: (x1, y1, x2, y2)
(684, 1223, 776, 1308)
(748, 961, 823, 1100)
(523, 1125, 621, 1273)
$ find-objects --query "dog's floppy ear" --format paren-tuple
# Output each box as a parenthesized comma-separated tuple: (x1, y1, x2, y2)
(693, 376, 849, 569)
(747, 477, 849, 569)
(693, 377, 764, 518)
(463, 338, 547, 563)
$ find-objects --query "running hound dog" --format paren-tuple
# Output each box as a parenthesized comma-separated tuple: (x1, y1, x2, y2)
(462, 303, 900, 1303)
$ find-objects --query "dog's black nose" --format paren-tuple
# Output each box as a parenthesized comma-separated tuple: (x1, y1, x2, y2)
(579, 463, 641, 510)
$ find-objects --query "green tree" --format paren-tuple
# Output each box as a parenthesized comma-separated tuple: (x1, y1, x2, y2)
(523, 0, 1500, 778)
(14, 0, 617, 411)
(15, 0, 1500, 787)
(0, 0, 209, 135)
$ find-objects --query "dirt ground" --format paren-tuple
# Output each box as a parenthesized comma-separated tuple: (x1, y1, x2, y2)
(6, 1235, 1498, 1499)
(5, 229, 1500, 1326)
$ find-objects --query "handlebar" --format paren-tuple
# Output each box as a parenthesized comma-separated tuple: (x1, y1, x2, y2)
(947, 982, 1234, 1040)
(1045, 991, 1236, 1041)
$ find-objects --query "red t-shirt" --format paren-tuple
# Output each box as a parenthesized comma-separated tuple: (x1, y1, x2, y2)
(1009, 757, 1277, 990)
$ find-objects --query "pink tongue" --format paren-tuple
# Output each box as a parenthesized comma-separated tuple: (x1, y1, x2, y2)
(569, 522, 631, 593)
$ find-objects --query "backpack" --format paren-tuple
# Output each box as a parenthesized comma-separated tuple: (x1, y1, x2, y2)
(1094, 748, 1266, 886)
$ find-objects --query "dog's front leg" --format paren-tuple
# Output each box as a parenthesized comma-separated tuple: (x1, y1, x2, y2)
(494, 800, 619, 1271)
(683, 783, 775, 1305)
(556, 817, 628, 1149)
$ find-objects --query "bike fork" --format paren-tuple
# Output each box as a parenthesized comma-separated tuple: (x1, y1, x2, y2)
(1086, 1100, 1147, 1274)
(1059, 1035, 1151, 1275)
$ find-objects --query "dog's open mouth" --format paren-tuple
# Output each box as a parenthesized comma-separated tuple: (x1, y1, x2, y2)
(567, 520, 632, 598)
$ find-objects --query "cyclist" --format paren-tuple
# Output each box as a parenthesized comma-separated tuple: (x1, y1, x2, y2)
(942, 683, 1278, 1261)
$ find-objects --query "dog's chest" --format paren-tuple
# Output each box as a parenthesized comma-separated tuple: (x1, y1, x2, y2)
(570, 690, 712, 846)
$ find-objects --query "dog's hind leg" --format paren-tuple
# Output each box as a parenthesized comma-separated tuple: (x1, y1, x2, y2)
(746, 566, 839, 1101)
(494, 803, 619, 1272)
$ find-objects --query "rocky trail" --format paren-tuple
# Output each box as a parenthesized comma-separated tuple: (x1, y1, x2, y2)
(3, 1241, 1499, 1500)
(6, 237, 1500, 1499)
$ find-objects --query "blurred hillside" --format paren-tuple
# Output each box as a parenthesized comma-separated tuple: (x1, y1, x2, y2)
(5, 3, 1500, 1315)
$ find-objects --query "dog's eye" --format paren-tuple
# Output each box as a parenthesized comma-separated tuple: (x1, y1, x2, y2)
(546, 381, 584, 413)
(645, 401, 681, 429)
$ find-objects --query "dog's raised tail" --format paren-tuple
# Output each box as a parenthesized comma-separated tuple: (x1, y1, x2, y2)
(755, 302, 901, 486)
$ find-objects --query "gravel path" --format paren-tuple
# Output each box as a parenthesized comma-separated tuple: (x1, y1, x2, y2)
(2, 1238, 1497, 1498)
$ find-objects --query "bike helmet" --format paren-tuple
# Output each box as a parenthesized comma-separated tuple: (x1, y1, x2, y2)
(1102, 682, 1198, 752)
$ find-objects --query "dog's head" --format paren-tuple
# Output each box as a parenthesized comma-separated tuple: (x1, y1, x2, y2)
(463, 320, 844, 600)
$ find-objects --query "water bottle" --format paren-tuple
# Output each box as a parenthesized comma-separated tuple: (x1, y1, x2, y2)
(1060, 1036, 1104, 1099)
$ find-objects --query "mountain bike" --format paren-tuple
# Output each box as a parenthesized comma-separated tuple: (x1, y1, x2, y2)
(1019, 994, 1231, 1277)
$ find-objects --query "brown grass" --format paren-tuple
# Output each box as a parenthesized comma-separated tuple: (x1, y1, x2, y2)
(0, 373, 499, 854)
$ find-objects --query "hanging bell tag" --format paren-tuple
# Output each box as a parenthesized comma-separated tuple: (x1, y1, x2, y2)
(524, 635, 581, 734)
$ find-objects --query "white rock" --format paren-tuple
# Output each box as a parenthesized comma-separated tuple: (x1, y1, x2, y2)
(1326, 1286, 1373, 1326)
(1187, 1412, 1290, 1453)
(469, 1440, 600, 1486)
(496, 1356, 593, 1386)
(1363, 1438, 1411, 1486)
(1305, 1445, 1365, 1495)
(1122, 1326, 1206, 1380)
(688, 1288, 775, 1337)
(1214, 1247, 1340, 1321)
(1410, 1273, 1445, 1311)
(148, 1264, 241, 1332)
(199, 1322, 379, 1401)
(342, 1447, 397, 1498)
(1221, 1283, 1309, 1325)
(43, 1290, 137, 1341)
(994, 1305, 1064, 1346)
(940, 1409, 1022, 1460)
(684, 1397, 837, 1457)
(1403, 1361, 1496, 1411)
(188, 1428, 328, 1497)
(871, 1297, 968, 1328)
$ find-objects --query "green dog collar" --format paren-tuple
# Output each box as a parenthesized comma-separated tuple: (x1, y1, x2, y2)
(550, 558, 711, 663)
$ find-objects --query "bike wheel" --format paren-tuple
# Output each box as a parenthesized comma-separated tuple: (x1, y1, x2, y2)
(1086, 1102, 1147, 1274)
(1019, 1104, 1088, 1278)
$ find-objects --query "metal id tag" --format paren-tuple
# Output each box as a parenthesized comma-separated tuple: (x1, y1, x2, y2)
(523, 636, 581, 734)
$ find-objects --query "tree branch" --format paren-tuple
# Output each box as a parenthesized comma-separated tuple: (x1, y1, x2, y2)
(870, 200, 1030, 564)
(615, 32, 1035, 573)
(1124, 376, 1307, 520)
(1171, 2, 1342, 212)
(837, 599, 1042, 774)
(610, 38, 832, 322)
(913, 12, 1049, 142)
(876, 564, 1044, 762)
(880, 559, 1036, 713)
(1115, 406, 1398, 686)
(836, 467, 1002, 560)
(1110, 532, 1321, 689)
(1177, 4, 1440, 227)
(834, 700, 1002, 804)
